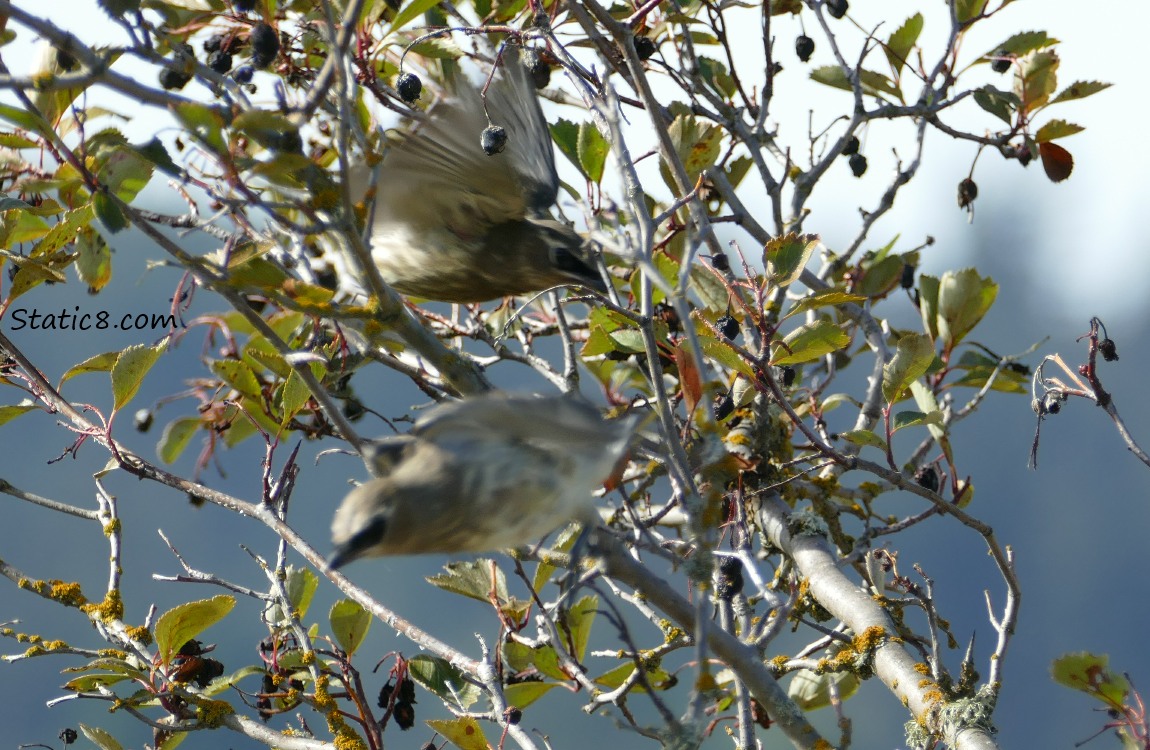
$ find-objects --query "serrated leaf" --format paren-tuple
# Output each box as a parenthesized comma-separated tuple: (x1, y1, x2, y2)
(985, 30, 1057, 59)
(63, 673, 130, 691)
(157, 417, 200, 464)
(562, 595, 598, 662)
(857, 254, 904, 298)
(426, 716, 490, 750)
(79, 724, 125, 750)
(764, 233, 817, 288)
(550, 119, 580, 176)
(210, 359, 262, 400)
(531, 644, 569, 681)
(784, 290, 866, 319)
(955, 0, 987, 23)
(286, 566, 319, 619)
(172, 102, 227, 155)
(700, 337, 756, 379)
(909, 380, 952, 465)
(810, 66, 901, 100)
(931, 269, 998, 350)
(972, 85, 1019, 125)
(881, 333, 935, 403)
(771, 319, 849, 366)
(408, 655, 482, 709)
(329, 599, 371, 657)
(0, 102, 49, 134)
(111, 340, 168, 411)
(427, 559, 509, 604)
(1049, 80, 1111, 105)
(1016, 50, 1060, 113)
(30, 203, 94, 257)
(891, 409, 942, 432)
(59, 350, 119, 386)
(1051, 652, 1130, 709)
(279, 369, 312, 425)
(389, 0, 446, 32)
(75, 227, 112, 292)
(885, 13, 923, 78)
(577, 121, 608, 184)
(1035, 119, 1083, 143)
(154, 595, 236, 667)
(840, 429, 888, 450)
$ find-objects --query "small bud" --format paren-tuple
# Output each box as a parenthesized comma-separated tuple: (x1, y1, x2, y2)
(60, 728, 78, 746)
(848, 153, 867, 177)
(56, 47, 78, 72)
(957, 177, 978, 209)
(633, 35, 657, 61)
(396, 72, 422, 103)
(710, 252, 730, 272)
(780, 365, 796, 387)
(1099, 338, 1119, 362)
(716, 315, 738, 340)
(795, 34, 815, 62)
(826, 0, 848, 19)
(505, 707, 523, 725)
(481, 125, 508, 155)
(841, 135, 859, 156)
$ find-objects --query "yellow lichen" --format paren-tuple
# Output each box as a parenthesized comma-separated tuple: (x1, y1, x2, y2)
(103, 519, 121, 537)
(125, 625, 152, 646)
(80, 590, 124, 622)
(195, 699, 235, 728)
(913, 662, 931, 675)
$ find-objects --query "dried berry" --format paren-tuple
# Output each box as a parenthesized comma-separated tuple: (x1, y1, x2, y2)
(60, 728, 78, 746)
(710, 252, 730, 272)
(134, 408, 153, 433)
(207, 50, 232, 74)
(233, 0, 257, 11)
(520, 48, 551, 89)
(900, 262, 915, 289)
(398, 677, 416, 704)
(990, 50, 1012, 74)
(795, 34, 815, 62)
(826, 0, 848, 19)
(505, 707, 523, 725)
(633, 35, 657, 61)
(159, 66, 191, 91)
(957, 177, 978, 209)
(233, 65, 254, 84)
(392, 700, 415, 730)
(480, 125, 508, 155)
(716, 557, 744, 600)
(848, 152, 867, 177)
(716, 315, 738, 340)
(914, 466, 939, 493)
(378, 681, 394, 708)
(249, 23, 279, 69)
(712, 393, 734, 421)
(653, 301, 681, 332)
(396, 72, 422, 103)
(203, 35, 223, 54)
(1099, 338, 1119, 362)
(841, 135, 859, 156)
(56, 48, 78, 71)
(780, 365, 796, 387)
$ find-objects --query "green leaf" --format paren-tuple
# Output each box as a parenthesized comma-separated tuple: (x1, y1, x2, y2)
(409, 655, 482, 709)
(154, 595, 236, 668)
(63, 673, 130, 692)
(30, 203, 94, 258)
(329, 599, 371, 657)
(1016, 50, 1060, 113)
(1049, 80, 1111, 105)
(787, 667, 860, 710)
(172, 102, 228, 155)
(279, 368, 312, 425)
(285, 566, 319, 620)
(389, 0, 446, 32)
(954, 0, 987, 23)
(891, 409, 942, 432)
(810, 66, 901, 101)
(577, 121, 608, 184)
(840, 429, 888, 450)
(427, 559, 509, 603)
(910, 380, 953, 465)
(972, 85, 1019, 126)
(664, 115, 722, 188)
(210, 359, 262, 400)
(931, 269, 998, 350)
(426, 717, 490, 750)
(1051, 652, 1130, 710)
(0, 403, 37, 426)
(857, 254, 904, 298)
(550, 119, 580, 176)
(697, 56, 736, 98)
(764, 233, 817, 288)
(562, 595, 597, 662)
(135, 137, 181, 177)
(79, 724, 125, 750)
(157, 417, 201, 464)
(784, 290, 866, 319)
(504, 680, 558, 708)
(59, 350, 119, 386)
(881, 333, 935, 403)
(1035, 119, 1084, 143)
(884, 13, 923, 78)
(111, 340, 168, 411)
(93, 192, 127, 234)
(700, 337, 756, 379)
(0, 102, 49, 134)
(75, 227, 112, 292)
(531, 644, 569, 681)
(771, 320, 849, 366)
(986, 30, 1057, 59)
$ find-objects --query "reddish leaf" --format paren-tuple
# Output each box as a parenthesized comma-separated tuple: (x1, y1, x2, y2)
(674, 342, 703, 417)
(1038, 141, 1074, 182)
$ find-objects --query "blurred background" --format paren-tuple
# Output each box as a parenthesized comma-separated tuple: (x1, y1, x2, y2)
(2, 2, 1148, 749)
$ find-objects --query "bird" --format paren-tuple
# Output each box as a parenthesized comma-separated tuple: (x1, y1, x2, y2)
(328, 392, 640, 565)
(358, 45, 604, 303)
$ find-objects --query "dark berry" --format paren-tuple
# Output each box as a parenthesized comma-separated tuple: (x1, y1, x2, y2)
(900, 262, 915, 289)
(1015, 143, 1033, 167)
(710, 252, 730, 272)
(505, 707, 523, 725)
(233, 0, 257, 11)
(159, 66, 191, 91)
(957, 177, 978, 209)
(207, 50, 232, 74)
(717, 315, 738, 340)
(841, 135, 859, 156)
(848, 152, 867, 177)
(481, 125, 507, 155)
(392, 700, 415, 730)
(134, 408, 153, 432)
(395, 72, 422, 103)
(378, 681, 394, 709)
(398, 677, 416, 703)
(633, 35, 656, 61)
(826, 0, 848, 19)
(249, 23, 278, 69)
(203, 35, 223, 54)
(520, 48, 551, 89)
(274, 128, 302, 153)
(1099, 338, 1119, 362)
(716, 557, 744, 601)
(914, 466, 939, 493)
(56, 48, 78, 71)
(780, 365, 796, 387)
(990, 50, 1012, 74)
(233, 65, 254, 84)
(770, 61, 783, 76)
(712, 393, 734, 421)
(653, 301, 681, 332)
(60, 728, 78, 746)
(795, 34, 814, 62)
